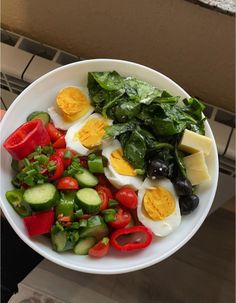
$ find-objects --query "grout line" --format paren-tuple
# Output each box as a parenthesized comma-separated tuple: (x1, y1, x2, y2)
(21, 55, 35, 80)
(2, 73, 13, 93)
(52, 50, 61, 63)
(14, 36, 23, 48)
(221, 127, 234, 157)
(0, 96, 8, 110)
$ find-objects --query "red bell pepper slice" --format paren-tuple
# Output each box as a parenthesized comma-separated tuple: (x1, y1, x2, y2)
(110, 226, 153, 252)
(23, 209, 55, 237)
(3, 119, 50, 160)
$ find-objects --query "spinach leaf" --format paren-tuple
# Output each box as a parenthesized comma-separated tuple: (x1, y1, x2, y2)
(104, 120, 137, 138)
(114, 99, 141, 122)
(188, 118, 206, 135)
(89, 71, 124, 91)
(138, 103, 199, 136)
(174, 146, 187, 178)
(182, 97, 205, 120)
(88, 72, 125, 114)
(124, 77, 162, 103)
(138, 128, 174, 150)
(101, 91, 125, 117)
(123, 129, 146, 173)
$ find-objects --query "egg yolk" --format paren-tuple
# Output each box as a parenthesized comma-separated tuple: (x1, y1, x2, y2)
(75, 117, 108, 148)
(110, 148, 137, 176)
(143, 187, 175, 220)
(56, 87, 91, 122)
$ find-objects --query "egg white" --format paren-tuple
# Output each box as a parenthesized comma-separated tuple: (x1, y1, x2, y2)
(65, 113, 112, 156)
(137, 177, 181, 237)
(102, 140, 143, 191)
(48, 86, 94, 130)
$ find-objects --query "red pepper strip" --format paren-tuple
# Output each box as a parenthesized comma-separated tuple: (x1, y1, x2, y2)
(23, 209, 55, 237)
(110, 226, 153, 252)
(3, 119, 51, 160)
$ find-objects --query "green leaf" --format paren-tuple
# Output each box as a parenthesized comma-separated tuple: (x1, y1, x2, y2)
(174, 146, 187, 178)
(124, 77, 162, 103)
(90, 71, 124, 91)
(105, 120, 137, 138)
(114, 99, 141, 122)
(123, 129, 146, 171)
(182, 97, 205, 120)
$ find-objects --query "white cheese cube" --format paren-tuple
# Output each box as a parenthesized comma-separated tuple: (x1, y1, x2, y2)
(178, 129, 212, 155)
(183, 151, 211, 185)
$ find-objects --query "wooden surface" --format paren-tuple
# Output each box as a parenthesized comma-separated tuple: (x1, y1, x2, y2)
(18, 208, 235, 303)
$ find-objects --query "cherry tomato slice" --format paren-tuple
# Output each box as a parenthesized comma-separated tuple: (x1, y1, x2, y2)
(48, 154, 64, 181)
(52, 135, 66, 149)
(95, 174, 118, 195)
(57, 176, 79, 190)
(88, 237, 110, 257)
(54, 148, 75, 168)
(109, 207, 131, 229)
(46, 123, 63, 142)
(115, 187, 138, 209)
(96, 185, 113, 210)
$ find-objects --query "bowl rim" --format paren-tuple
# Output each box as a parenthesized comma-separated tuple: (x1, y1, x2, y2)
(0, 58, 219, 274)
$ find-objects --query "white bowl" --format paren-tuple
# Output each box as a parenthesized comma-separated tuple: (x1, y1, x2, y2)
(0, 59, 219, 274)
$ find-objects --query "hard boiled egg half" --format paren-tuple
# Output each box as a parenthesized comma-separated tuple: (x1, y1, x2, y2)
(48, 86, 94, 130)
(65, 113, 112, 155)
(102, 140, 143, 191)
(137, 178, 181, 237)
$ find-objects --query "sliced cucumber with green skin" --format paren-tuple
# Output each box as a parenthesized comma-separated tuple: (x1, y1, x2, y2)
(74, 168, 98, 187)
(76, 188, 101, 214)
(51, 231, 67, 252)
(23, 183, 58, 211)
(51, 230, 79, 252)
(73, 237, 97, 255)
(27, 111, 50, 125)
(80, 217, 109, 241)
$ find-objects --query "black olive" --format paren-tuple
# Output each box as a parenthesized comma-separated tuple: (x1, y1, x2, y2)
(179, 194, 199, 215)
(175, 178, 193, 196)
(147, 159, 169, 178)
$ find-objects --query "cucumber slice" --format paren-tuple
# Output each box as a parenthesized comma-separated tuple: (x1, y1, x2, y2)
(76, 188, 101, 214)
(23, 183, 58, 211)
(27, 111, 50, 125)
(73, 237, 96, 255)
(74, 168, 98, 187)
(80, 217, 109, 241)
(51, 230, 79, 252)
(51, 231, 67, 252)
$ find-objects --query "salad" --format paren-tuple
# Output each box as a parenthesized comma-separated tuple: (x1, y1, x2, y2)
(3, 71, 212, 257)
